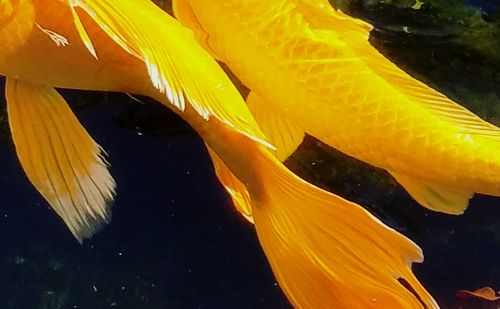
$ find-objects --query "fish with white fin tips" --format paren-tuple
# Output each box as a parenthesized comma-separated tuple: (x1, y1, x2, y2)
(1, 1, 437, 307)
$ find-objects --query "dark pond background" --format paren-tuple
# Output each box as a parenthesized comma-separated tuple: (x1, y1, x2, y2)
(1, 0, 500, 308)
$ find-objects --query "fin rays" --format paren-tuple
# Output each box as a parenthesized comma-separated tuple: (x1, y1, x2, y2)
(247, 92, 304, 161)
(6, 79, 115, 242)
(206, 145, 254, 223)
(252, 151, 438, 308)
(70, 0, 272, 148)
(391, 171, 473, 215)
(342, 31, 500, 138)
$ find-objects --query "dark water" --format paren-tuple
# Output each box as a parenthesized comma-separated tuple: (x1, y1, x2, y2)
(0, 90, 289, 308)
(1, 1, 500, 308)
(463, 0, 497, 12)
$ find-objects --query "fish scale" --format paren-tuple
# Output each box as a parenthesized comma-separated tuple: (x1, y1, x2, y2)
(0, 0, 34, 62)
(1, 1, 441, 308)
(1, 0, 275, 240)
(177, 0, 500, 215)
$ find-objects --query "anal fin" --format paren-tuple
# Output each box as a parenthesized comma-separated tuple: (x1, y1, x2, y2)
(390, 171, 473, 215)
(247, 92, 304, 162)
(5, 78, 116, 242)
(206, 145, 253, 223)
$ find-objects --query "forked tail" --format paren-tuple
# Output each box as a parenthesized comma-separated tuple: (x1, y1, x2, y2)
(248, 150, 438, 308)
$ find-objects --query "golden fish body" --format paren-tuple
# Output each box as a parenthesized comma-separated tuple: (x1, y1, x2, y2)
(1, 1, 438, 308)
(0, 0, 272, 238)
(176, 0, 500, 214)
(2, 0, 166, 92)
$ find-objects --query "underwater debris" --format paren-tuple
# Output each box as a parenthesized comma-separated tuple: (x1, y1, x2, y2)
(456, 286, 500, 301)
(455, 286, 500, 309)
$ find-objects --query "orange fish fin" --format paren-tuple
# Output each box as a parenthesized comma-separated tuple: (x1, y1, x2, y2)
(247, 92, 304, 161)
(344, 32, 500, 138)
(296, 0, 373, 35)
(390, 171, 472, 215)
(206, 145, 253, 223)
(252, 151, 438, 308)
(70, 0, 271, 148)
(172, 0, 220, 60)
(69, 5, 98, 59)
(5, 78, 116, 242)
(297, 6, 500, 138)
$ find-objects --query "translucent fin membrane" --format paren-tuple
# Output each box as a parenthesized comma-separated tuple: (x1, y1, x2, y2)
(6, 79, 115, 242)
(252, 150, 438, 308)
(206, 145, 254, 223)
(70, 0, 272, 148)
(247, 92, 304, 161)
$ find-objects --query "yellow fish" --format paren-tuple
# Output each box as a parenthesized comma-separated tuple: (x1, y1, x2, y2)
(173, 0, 500, 215)
(1, 0, 437, 308)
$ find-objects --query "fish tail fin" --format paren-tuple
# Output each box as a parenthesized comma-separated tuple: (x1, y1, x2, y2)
(248, 150, 438, 308)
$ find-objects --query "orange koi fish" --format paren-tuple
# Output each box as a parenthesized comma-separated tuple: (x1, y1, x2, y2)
(1, 0, 437, 307)
(173, 0, 500, 215)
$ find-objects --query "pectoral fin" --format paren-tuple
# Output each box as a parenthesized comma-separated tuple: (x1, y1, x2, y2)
(206, 145, 253, 223)
(5, 78, 116, 242)
(247, 92, 304, 162)
(345, 30, 500, 139)
(70, 0, 271, 148)
(390, 171, 473, 215)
